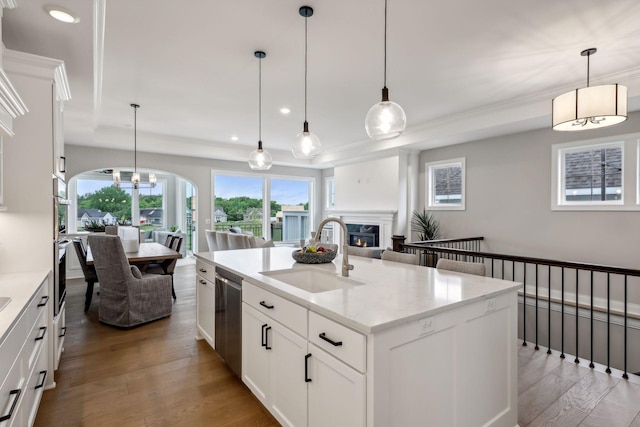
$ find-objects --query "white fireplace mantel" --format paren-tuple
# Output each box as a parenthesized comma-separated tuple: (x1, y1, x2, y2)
(324, 210, 397, 249)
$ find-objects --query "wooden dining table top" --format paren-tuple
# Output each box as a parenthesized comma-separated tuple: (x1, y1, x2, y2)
(86, 242, 182, 265)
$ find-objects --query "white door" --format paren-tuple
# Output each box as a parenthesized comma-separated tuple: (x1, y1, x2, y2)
(242, 303, 270, 404)
(196, 277, 215, 345)
(307, 343, 366, 427)
(269, 321, 308, 427)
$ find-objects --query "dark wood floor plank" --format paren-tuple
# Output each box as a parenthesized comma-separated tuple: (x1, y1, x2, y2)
(34, 264, 277, 427)
(518, 373, 577, 426)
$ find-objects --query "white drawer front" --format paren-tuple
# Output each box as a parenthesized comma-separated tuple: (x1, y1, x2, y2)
(196, 260, 216, 283)
(243, 282, 307, 338)
(0, 281, 48, 389)
(309, 311, 366, 372)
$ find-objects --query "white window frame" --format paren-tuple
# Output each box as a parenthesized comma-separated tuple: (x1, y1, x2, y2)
(425, 158, 466, 211)
(211, 171, 315, 241)
(551, 134, 640, 211)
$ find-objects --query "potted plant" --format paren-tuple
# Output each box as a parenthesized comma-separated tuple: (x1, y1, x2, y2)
(411, 209, 441, 267)
(85, 219, 106, 232)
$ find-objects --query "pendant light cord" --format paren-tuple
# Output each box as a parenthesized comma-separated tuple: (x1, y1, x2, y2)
(586, 52, 590, 88)
(133, 104, 137, 174)
(383, 0, 387, 88)
(259, 56, 262, 142)
(304, 14, 308, 123)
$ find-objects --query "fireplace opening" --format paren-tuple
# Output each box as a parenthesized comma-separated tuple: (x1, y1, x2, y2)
(346, 224, 379, 247)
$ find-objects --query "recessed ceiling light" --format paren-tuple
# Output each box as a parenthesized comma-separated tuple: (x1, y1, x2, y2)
(280, 107, 291, 115)
(231, 136, 239, 141)
(43, 5, 80, 24)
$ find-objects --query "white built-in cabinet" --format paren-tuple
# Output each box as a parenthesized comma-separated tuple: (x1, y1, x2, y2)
(242, 281, 366, 427)
(195, 260, 215, 347)
(0, 274, 50, 427)
(2, 49, 71, 387)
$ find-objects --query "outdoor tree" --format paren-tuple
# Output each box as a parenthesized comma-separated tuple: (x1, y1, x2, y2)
(78, 186, 131, 220)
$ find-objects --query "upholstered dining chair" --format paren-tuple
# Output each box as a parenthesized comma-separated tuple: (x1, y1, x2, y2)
(72, 238, 99, 312)
(105, 225, 118, 235)
(205, 229, 218, 251)
(435, 258, 486, 276)
(216, 231, 230, 251)
(381, 250, 420, 265)
(348, 246, 378, 258)
(228, 232, 250, 250)
(88, 234, 173, 328)
(146, 236, 183, 300)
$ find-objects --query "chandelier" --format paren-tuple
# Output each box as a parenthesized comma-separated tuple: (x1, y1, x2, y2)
(113, 103, 157, 189)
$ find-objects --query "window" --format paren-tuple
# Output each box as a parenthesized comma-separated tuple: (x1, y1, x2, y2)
(552, 137, 640, 211)
(325, 177, 335, 209)
(213, 173, 314, 242)
(425, 158, 465, 210)
(71, 172, 166, 232)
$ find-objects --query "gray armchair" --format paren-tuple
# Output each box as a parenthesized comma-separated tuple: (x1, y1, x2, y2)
(88, 234, 173, 328)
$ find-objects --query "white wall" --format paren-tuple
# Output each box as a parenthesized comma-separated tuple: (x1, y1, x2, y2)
(334, 156, 399, 210)
(418, 111, 640, 269)
(65, 145, 324, 253)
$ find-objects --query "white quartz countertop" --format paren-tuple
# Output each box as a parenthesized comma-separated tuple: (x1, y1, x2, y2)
(0, 270, 50, 344)
(196, 247, 522, 334)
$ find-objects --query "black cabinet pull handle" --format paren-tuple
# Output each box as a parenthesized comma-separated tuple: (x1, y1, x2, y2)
(60, 156, 66, 173)
(35, 370, 47, 389)
(305, 353, 312, 383)
(261, 324, 268, 347)
(59, 326, 67, 338)
(199, 268, 207, 273)
(259, 301, 274, 309)
(0, 389, 21, 422)
(199, 279, 207, 285)
(265, 326, 272, 350)
(319, 332, 343, 347)
(38, 295, 49, 307)
(35, 326, 47, 341)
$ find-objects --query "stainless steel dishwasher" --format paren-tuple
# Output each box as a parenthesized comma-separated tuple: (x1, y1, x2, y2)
(214, 267, 242, 377)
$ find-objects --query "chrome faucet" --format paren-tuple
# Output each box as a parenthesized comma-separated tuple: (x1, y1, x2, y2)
(315, 217, 354, 277)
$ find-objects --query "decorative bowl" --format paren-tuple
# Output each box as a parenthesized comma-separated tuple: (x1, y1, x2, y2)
(292, 249, 337, 264)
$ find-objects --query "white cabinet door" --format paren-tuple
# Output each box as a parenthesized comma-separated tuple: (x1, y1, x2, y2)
(269, 321, 308, 427)
(242, 303, 270, 405)
(196, 275, 215, 347)
(308, 343, 366, 427)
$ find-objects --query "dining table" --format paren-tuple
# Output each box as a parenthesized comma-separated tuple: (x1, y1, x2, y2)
(86, 242, 182, 273)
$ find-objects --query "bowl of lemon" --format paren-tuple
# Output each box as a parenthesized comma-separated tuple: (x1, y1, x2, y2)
(292, 245, 337, 264)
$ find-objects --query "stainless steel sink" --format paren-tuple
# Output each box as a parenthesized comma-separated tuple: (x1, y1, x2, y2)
(260, 268, 365, 293)
(0, 297, 11, 313)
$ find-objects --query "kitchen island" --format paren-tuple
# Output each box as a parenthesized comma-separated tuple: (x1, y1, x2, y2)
(195, 247, 522, 427)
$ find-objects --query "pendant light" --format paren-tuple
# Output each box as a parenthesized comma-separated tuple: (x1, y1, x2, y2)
(292, 6, 322, 159)
(249, 51, 273, 170)
(552, 48, 627, 131)
(365, 0, 406, 140)
(130, 103, 141, 189)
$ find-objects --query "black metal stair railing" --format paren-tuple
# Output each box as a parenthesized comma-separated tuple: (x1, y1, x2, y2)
(400, 238, 640, 380)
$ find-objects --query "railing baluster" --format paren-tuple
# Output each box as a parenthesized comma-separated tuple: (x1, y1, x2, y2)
(547, 265, 552, 354)
(523, 262, 527, 347)
(535, 263, 539, 351)
(623, 275, 628, 380)
(606, 273, 611, 374)
(560, 267, 565, 359)
(575, 269, 579, 364)
(589, 271, 594, 369)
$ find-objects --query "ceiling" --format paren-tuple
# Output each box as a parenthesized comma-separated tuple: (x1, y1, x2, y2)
(3, 0, 640, 169)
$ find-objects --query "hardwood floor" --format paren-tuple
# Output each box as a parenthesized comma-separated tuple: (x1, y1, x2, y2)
(35, 264, 278, 427)
(518, 344, 640, 426)
(36, 262, 640, 426)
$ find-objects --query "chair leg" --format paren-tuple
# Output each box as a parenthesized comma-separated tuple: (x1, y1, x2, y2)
(84, 281, 95, 312)
(170, 274, 176, 300)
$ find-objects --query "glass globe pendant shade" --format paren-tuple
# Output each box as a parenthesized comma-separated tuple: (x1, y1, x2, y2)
(365, 87, 406, 140)
(248, 141, 272, 170)
(292, 121, 322, 159)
